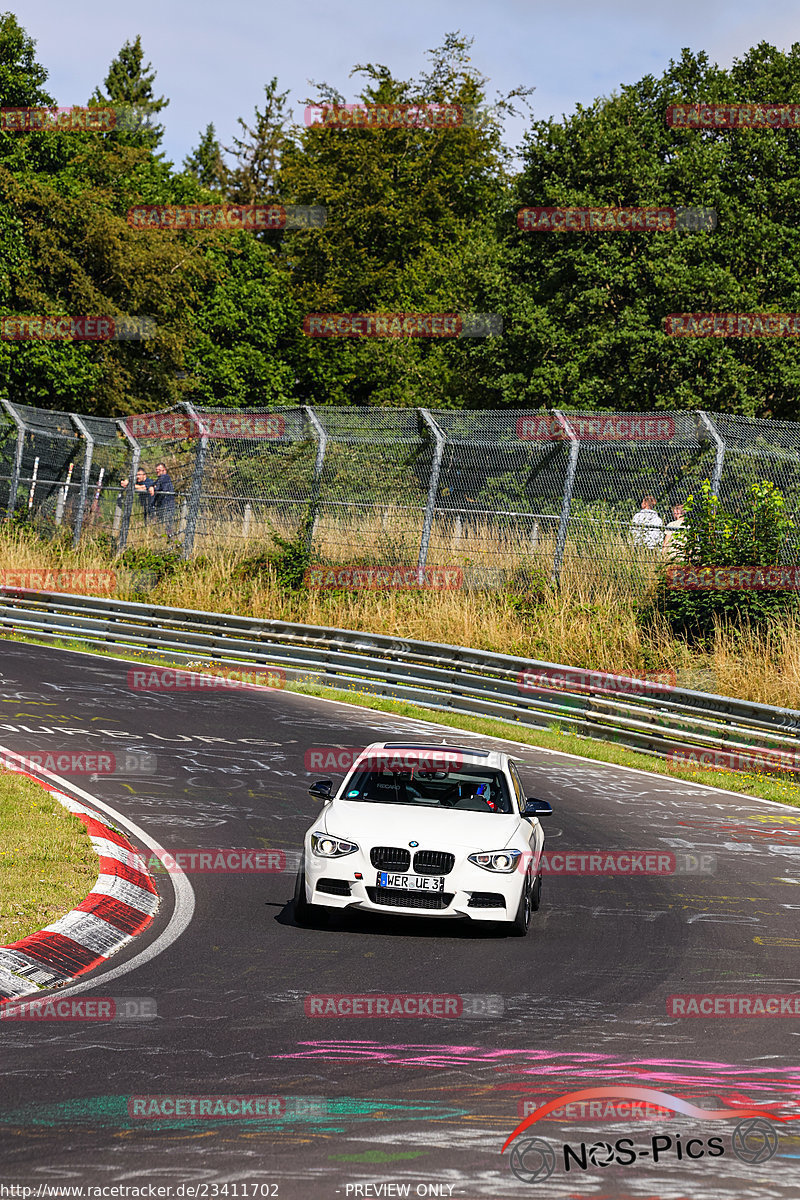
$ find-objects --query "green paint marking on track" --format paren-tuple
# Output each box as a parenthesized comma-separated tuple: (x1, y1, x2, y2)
(330, 1151, 432, 1164)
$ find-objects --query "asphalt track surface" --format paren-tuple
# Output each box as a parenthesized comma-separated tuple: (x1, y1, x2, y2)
(0, 640, 799, 1199)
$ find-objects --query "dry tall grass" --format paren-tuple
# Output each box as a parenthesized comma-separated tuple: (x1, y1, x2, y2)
(1, 523, 798, 710)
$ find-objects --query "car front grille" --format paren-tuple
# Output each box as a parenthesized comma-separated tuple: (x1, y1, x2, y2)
(316, 878, 351, 896)
(467, 892, 506, 908)
(413, 850, 455, 875)
(366, 887, 454, 910)
(370, 846, 411, 871)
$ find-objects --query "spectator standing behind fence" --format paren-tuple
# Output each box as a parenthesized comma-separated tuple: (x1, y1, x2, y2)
(151, 462, 176, 535)
(630, 495, 664, 549)
(662, 503, 686, 560)
(120, 467, 155, 523)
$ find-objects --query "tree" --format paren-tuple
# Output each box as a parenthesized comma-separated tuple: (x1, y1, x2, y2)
(181, 235, 301, 407)
(184, 123, 228, 191)
(226, 78, 293, 204)
(280, 34, 513, 407)
(91, 35, 168, 151)
(0, 11, 52, 107)
(502, 43, 800, 419)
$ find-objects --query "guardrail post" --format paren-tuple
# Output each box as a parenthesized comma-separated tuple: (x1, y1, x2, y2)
(551, 410, 580, 587)
(417, 408, 446, 578)
(304, 405, 328, 551)
(116, 418, 140, 551)
(0, 399, 25, 520)
(182, 402, 208, 559)
(69, 414, 94, 546)
(697, 411, 725, 496)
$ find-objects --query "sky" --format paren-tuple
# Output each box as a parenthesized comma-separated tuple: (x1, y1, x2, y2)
(17, 0, 800, 168)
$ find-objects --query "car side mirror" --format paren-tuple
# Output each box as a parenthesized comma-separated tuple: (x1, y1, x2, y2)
(308, 779, 333, 800)
(524, 798, 552, 816)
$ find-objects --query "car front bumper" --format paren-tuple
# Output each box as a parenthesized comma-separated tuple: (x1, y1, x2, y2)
(303, 848, 528, 921)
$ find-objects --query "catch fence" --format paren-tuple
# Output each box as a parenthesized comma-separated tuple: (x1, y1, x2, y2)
(0, 400, 798, 587)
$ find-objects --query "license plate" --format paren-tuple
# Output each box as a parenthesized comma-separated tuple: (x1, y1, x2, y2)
(378, 872, 444, 892)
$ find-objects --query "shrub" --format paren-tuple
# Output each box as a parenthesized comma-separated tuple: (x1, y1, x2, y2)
(644, 480, 799, 639)
(233, 521, 312, 592)
(119, 547, 183, 592)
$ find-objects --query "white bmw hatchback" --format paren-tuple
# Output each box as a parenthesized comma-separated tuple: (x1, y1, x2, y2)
(294, 741, 552, 935)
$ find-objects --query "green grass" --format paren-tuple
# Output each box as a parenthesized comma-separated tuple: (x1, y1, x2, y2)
(0, 769, 98, 946)
(3, 627, 799, 810)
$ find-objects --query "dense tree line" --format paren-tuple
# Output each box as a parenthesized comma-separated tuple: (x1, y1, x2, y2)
(1, 13, 799, 418)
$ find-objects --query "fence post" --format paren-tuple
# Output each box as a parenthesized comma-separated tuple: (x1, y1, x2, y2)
(69, 415, 94, 546)
(0, 399, 25, 519)
(116, 418, 140, 551)
(697, 411, 726, 496)
(417, 408, 446, 578)
(182, 402, 208, 559)
(551, 410, 580, 587)
(304, 406, 328, 551)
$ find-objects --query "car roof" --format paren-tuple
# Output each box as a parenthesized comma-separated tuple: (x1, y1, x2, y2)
(362, 741, 509, 769)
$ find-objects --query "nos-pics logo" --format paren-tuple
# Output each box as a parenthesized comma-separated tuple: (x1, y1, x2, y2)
(502, 1087, 792, 1183)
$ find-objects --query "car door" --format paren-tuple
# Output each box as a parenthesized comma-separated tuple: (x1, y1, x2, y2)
(509, 761, 542, 869)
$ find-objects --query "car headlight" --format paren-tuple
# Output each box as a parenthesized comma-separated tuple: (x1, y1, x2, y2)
(468, 849, 522, 873)
(311, 832, 359, 858)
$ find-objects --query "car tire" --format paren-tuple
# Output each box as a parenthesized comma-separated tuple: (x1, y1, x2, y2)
(510, 874, 533, 936)
(530, 871, 543, 912)
(293, 858, 324, 926)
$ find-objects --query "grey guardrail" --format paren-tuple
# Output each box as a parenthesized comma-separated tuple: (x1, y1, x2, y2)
(0, 587, 798, 777)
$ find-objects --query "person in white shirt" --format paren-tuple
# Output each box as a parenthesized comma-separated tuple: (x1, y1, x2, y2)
(662, 503, 686, 560)
(630, 495, 664, 549)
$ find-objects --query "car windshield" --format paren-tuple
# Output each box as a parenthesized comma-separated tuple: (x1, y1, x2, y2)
(344, 763, 513, 813)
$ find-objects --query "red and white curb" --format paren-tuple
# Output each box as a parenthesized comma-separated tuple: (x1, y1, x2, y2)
(0, 771, 159, 1004)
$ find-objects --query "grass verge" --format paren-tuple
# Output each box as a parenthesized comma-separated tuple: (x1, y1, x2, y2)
(1, 524, 799, 710)
(0, 769, 98, 945)
(4, 628, 799, 811)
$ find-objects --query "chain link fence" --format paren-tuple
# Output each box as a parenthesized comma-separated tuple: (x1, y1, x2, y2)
(1, 400, 798, 587)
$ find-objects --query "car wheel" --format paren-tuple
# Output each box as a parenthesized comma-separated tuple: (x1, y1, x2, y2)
(293, 858, 324, 926)
(510, 874, 533, 936)
(530, 871, 543, 912)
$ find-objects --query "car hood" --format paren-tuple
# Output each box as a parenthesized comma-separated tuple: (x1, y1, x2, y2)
(320, 798, 521, 851)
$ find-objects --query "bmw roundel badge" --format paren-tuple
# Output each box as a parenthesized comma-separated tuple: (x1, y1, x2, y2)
(409, 840, 419, 847)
